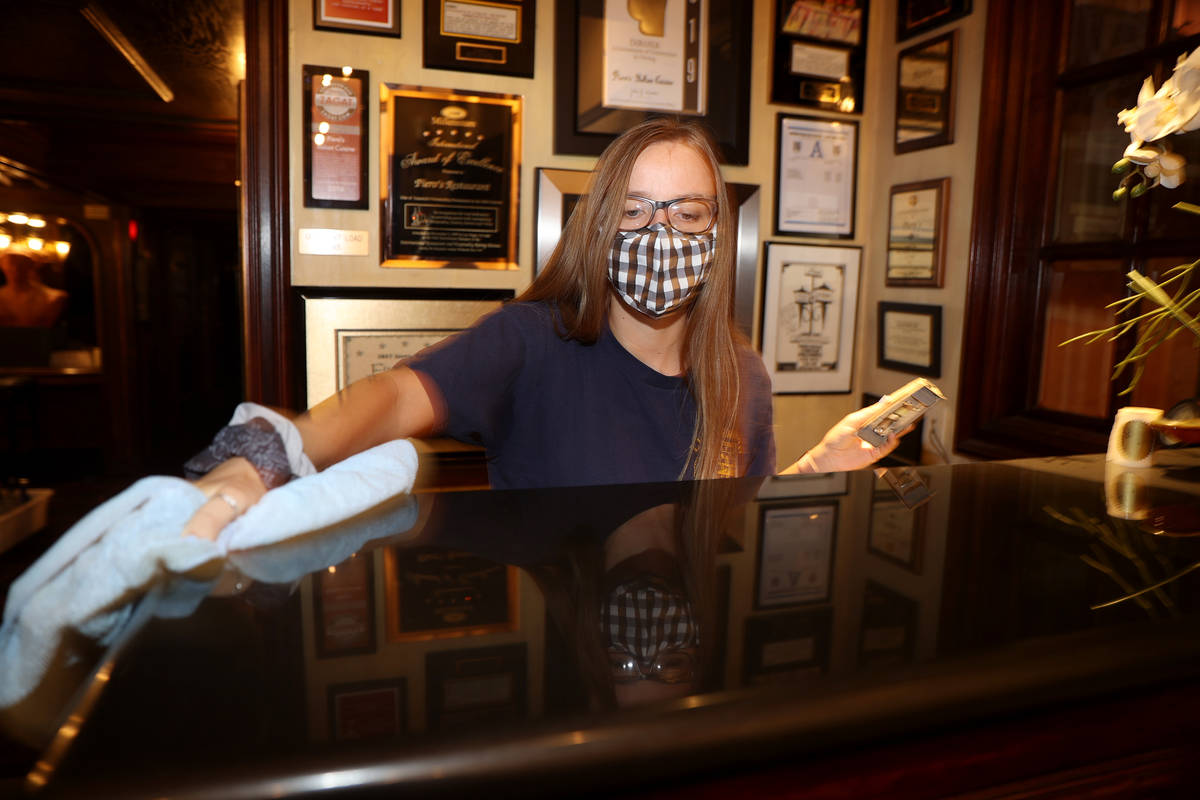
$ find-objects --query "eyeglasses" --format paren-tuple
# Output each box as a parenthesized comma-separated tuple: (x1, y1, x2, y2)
(619, 194, 717, 234)
(608, 649, 696, 684)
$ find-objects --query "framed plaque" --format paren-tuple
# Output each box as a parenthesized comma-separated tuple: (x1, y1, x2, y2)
(312, 552, 376, 658)
(898, 0, 971, 42)
(381, 84, 521, 270)
(886, 178, 948, 287)
(303, 65, 369, 209)
(742, 608, 832, 686)
(426, 643, 527, 731)
(383, 545, 519, 641)
(878, 301, 942, 377)
(895, 31, 955, 153)
(760, 242, 861, 394)
(554, 0, 752, 164)
(774, 114, 857, 238)
(423, 0, 535, 77)
(770, 0, 868, 112)
(314, 0, 401, 36)
(858, 581, 917, 668)
(754, 501, 838, 609)
(328, 679, 406, 740)
(868, 492, 926, 573)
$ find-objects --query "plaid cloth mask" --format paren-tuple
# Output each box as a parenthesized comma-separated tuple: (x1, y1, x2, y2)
(603, 576, 699, 664)
(607, 223, 716, 317)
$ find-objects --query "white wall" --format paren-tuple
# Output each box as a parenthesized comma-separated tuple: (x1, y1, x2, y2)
(287, 0, 986, 466)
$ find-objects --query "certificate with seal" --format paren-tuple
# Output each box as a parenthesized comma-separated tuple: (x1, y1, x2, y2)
(381, 85, 521, 270)
(600, 0, 706, 114)
(886, 178, 948, 287)
(303, 65, 369, 209)
(774, 114, 857, 238)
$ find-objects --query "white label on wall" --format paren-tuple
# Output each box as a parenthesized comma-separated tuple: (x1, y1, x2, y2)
(298, 228, 369, 256)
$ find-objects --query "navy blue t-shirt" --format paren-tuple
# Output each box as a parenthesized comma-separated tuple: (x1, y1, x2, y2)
(405, 302, 775, 489)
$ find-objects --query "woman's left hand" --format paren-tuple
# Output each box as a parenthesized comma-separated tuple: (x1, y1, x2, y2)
(780, 399, 910, 474)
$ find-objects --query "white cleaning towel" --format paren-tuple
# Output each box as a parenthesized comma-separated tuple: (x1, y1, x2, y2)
(0, 438, 419, 708)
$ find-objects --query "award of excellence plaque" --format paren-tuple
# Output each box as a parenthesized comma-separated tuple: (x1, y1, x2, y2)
(304, 65, 369, 209)
(381, 85, 521, 270)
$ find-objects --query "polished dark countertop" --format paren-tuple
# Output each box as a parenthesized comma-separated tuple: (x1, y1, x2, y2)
(2, 452, 1200, 798)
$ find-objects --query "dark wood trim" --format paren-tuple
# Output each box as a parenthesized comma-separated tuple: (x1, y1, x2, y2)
(241, 0, 294, 409)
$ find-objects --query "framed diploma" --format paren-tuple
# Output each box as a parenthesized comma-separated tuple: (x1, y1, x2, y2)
(554, 0, 752, 164)
(760, 242, 860, 394)
(878, 301, 942, 377)
(426, 643, 527, 731)
(868, 493, 926, 573)
(858, 581, 917, 668)
(303, 65, 369, 209)
(381, 84, 521, 271)
(770, 0, 868, 112)
(423, 0, 535, 77)
(898, 0, 971, 42)
(742, 608, 832, 686)
(314, 0, 401, 36)
(754, 502, 837, 609)
(886, 177, 948, 287)
(774, 114, 858, 238)
(895, 31, 955, 153)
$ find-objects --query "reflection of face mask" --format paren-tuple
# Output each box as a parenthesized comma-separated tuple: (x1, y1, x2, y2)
(607, 223, 716, 318)
(602, 576, 699, 664)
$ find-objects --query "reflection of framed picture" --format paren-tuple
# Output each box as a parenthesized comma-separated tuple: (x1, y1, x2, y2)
(314, 0, 401, 36)
(742, 608, 831, 686)
(553, 0, 753, 164)
(755, 502, 837, 609)
(427, 643, 527, 731)
(380, 84, 521, 271)
(384, 546, 519, 641)
(760, 242, 861, 394)
(534, 167, 590, 274)
(300, 293, 509, 406)
(858, 581, 917, 668)
(895, 32, 955, 153)
(898, 0, 971, 42)
(878, 301, 942, 377)
(328, 679, 406, 741)
(868, 493, 926, 573)
(774, 114, 857, 237)
(886, 178, 949, 287)
(423, 0, 535, 77)
(756, 470, 848, 499)
(303, 65, 369, 209)
(313, 553, 376, 658)
(770, 0, 868, 112)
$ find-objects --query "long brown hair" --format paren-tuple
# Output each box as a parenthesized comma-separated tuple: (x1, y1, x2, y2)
(518, 117, 744, 480)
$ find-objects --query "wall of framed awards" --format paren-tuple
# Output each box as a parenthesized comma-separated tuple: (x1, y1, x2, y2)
(288, 0, 988, 462)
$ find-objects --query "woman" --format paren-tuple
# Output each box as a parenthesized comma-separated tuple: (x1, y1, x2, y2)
(185, 118, 903, 540)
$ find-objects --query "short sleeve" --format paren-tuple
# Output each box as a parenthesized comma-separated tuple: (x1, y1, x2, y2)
(404, 303, 549, 446)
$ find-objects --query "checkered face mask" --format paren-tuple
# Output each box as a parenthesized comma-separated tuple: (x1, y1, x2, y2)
(607, 223, 716, 318)
(603, 576, 699, 665)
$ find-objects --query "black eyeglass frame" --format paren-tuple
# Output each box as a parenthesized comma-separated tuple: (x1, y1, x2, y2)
(620, 194, 719, 234)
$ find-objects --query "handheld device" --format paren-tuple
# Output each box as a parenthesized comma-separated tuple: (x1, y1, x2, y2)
(857, 378, 946, 447)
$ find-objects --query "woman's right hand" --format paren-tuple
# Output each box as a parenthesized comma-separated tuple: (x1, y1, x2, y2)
(183, 456, 268, 541)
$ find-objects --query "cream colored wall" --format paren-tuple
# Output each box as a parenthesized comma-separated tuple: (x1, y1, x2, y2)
(287, 0, 985, 465)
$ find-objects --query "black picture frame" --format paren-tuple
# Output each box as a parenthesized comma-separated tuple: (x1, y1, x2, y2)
(858, 581, 918, 668)
(553, 0, 753, 164)
(770, 0, 869, 113)
(312, 552, 376, 658)
(897, 0, 971, 42)
(328, 678, 407, 740)
(426, 643, 527, 731)
(423, 0, 535, 78)
(877, 301, 942, 377)
(742, 608, 832, 686)
(303, 65, 370, 210)
(894, 31, 956, 153)
(754, 501, 838, 609)
(773, 113, 858, 238)
(313, 0, 402, 37)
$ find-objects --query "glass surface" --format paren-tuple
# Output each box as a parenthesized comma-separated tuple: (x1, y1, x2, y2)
(1039, 260, 1128, 417)
(1066, 0, 1151, 70)
(1054, 78, 1140, 243)
(3, 459, 1200, 795)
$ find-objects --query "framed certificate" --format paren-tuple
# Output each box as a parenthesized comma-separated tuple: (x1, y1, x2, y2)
(303, 65, 369, 209)
(381, 84, 521, 270)
(774, 114, 858, 238)
(314, 0, 401, 36)
(328, 679, 406, 740)
(426, 643, 527, 731)
(878, 301, 942, 377)
(742, 608, 832, 686)
(886, 178, 949, 287)
(760, 242, 861, 394)
(754, 501, 838, 609)
(554, 0, 753, 164)
(771, 0, 868, 112)
(895, 31, 956, 153)
(423, 0, 535, 77)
